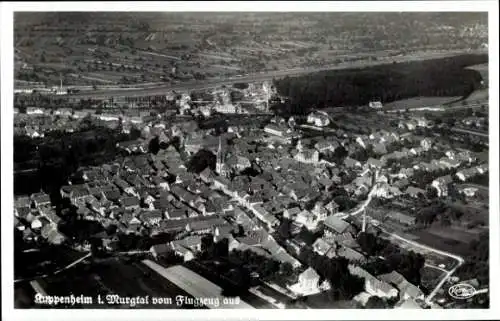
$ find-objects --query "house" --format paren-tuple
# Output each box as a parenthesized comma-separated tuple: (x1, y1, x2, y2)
(460, 187, 478, 197)
(372, 143, 387, 155)
(405, 120, 418, 131)
(22, 227, 35, 242)
(476, 163, 488, 175)
(409, 147, 424, 156)
(325, 200, 340, 215)
(374, 184, 402, 199)
(15, 196, 32, 208)
(420, 138, 433, 150)
(199, 167, 215, 184)
(295, 210, 319, 231)
(103, 189, 121, 202)
(323, 216, 353, 235)
(139, 210, 163, 226)
(283, 207, 301, 219)
(186, 217, 228, 235)
(378, 271, 424, 300)
(311, 202, 328, 221)
(348, 265, 398, 299)
(166, 208, 187, 220)
(38, 205, 61, 225)
(356, 136, 369, 149)
(344, 157, 362, 169)
(312, 238, 333, 256)
(294, 149, 319, 164)
(26, 107, 45, 115)
(30, 216, 44, 230)
(395, 298, 423, 309)
(116, 140, 147, 154)
(264, 124, 286, 137)
(314, 140, 339, 153)
(307, 111, 331, 127)
(252, 205, 279, 229)
(212, 225, 235, 242)
(353, 291, 373, 307)
(335, 246, 367, 263)
(456, 167, 480, 182)
(439, 157, 461, 169)
(431, 175, 454, 197)
(120, 196, 141, 210)
(31, 192, 51, 208)
(405, 186, 426, 198)
(184, 136, 204, 155)
(40, 224, 66, 245)
(366, 157, 383, 169)
(170, 235, 202, 261)
(369, 101, 383, 109)
(14, 205, 31, 220)
(149, 244, 172, 259)
(287, 267, 330, 296)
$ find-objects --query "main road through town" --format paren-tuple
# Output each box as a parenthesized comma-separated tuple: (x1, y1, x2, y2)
(57, 50, 484, 100)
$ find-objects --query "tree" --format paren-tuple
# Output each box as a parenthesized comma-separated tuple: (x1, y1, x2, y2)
(426, 186, 438, 199)
(201, 234, 214, 256)
(365, 296, 389, 309)
(186, 149, 216, 173)
(129, 126, 141, 140)
(277, 218, 292, 240)
(214, 238, 229, 258)
(148, 136, 160, 155)
(280, 262, 294, 277)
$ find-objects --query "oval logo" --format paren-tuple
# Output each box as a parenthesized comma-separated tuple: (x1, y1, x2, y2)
(448, 283, 477, 299)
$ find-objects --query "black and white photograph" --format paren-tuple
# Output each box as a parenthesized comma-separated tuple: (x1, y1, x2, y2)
(1, 1, 499, 320)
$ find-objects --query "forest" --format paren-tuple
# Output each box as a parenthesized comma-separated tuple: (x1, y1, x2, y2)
(272, 54, 487, 115)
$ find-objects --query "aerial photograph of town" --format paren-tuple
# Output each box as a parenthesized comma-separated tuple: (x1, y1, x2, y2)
(10, 10, 490, 311)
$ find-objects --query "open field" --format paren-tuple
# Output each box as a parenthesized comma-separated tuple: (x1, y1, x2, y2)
(420, 265, 446, 292)
(449, 88, 489, 106)
(383, 96, 462, 110)
(14, 245, 86, 280)
(18, 257, 204, 309)
(381, 231, 458, 269)
(14, 12, 487, 87)
(424, 226, 481, 244)
(408, 229, 474, 257)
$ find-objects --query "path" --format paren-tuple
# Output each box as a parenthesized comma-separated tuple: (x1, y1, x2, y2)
(337, 167, 465, 306)
(378, 226, 464, 305)
(339, 169, 380, 219)
(450, 127, 489, 138)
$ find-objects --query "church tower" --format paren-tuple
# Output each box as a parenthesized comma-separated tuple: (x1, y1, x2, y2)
(216, 136, 224, 175)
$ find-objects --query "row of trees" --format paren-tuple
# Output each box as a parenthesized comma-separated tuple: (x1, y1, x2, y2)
(457, 231, 489, 287)
(414, 200, 466, 226)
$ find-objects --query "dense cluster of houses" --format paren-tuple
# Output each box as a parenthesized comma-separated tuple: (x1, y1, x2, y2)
(14, 97, 488, 309)
(14, 193, 66, 245)
(14, 106, 169, 138)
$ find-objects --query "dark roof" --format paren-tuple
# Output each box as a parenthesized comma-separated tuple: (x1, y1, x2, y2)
(324, 216, 351, 234)
(16, 206, 31, 218)
(103, 189, 121, 201)
(31, 193, 51, 205)
(121, 196, 140, 207)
